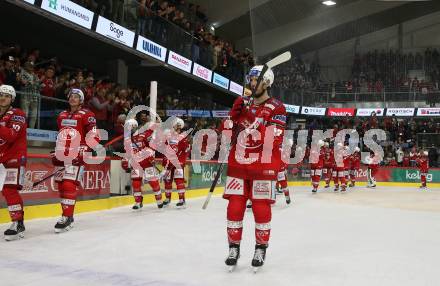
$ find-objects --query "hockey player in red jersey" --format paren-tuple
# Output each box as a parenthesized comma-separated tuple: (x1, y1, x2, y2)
(416, 150, 429, 189)
(310, 140, 325, 193)
(276, 139, 292, 204)
(161, 118, 190, 208)
(121, 117, 163, 210)
(223, 65, 286, 271)
(323, 141, 333, 188)
(349, 147, 361, 187)
(333, 143, 347, 192)
(0, 85, 27, 241)
(52, 88, 99, 233)
(366, 151, 379, 188)
(342, 145, 351, 191)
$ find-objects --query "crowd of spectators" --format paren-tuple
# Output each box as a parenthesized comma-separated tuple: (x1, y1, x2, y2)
(302, 114, 440, 167)
(272, 56, 320, 91)
(0, 41, 228, 135)
(271, 48, 440, 107)
(71, 0, 252, 83)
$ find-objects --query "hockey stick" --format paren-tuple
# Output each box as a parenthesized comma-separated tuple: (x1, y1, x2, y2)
(202, 51, 292, 210)
(30, 135, 123, 188)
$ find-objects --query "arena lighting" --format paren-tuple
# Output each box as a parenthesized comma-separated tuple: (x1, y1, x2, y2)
(322, 1, 337, 6)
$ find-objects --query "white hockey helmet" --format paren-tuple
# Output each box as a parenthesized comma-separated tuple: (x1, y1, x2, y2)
(318, 140, 325, 147)
(247, 65, 274, 87)
(173, 117, 184, 129)
(355, 147, 361, 152)
(0, 84, 16, 101)
(124, 118, 138, 129)
(423, 151, 428, 156)
(68, 88, 84, 103)
(324, 142, 329, 148)
(337, 142, 344, 148)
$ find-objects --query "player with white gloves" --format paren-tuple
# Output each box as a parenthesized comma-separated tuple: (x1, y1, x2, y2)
(122, 117, 163, 210)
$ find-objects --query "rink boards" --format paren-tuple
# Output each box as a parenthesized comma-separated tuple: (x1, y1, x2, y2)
(1, 158, 440, 223)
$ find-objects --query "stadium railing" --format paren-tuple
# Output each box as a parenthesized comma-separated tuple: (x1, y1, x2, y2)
(272, 87, 438, 106)
(16, 91, 69, 131)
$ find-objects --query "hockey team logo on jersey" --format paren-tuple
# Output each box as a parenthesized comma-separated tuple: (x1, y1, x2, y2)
(271, 115, 286, 123)
(58, 128, 79, 140)
(225, 177, 244, 195)
(5, 169, 19, 185)
(88, 117, 96, 123)
(61, 119, 78, 127)
(252, 180, 272, 200)
(11, 115, 26, 123)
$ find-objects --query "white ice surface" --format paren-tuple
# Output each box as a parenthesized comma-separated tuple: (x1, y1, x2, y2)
(1, 186, 440, 286)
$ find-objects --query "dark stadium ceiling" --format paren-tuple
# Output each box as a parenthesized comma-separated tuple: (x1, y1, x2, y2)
(195, 0, 430, 54)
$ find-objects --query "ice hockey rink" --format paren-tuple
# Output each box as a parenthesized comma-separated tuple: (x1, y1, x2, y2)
(1, 185, 440, 286)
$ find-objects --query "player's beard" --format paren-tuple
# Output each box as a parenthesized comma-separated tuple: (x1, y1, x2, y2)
(252, 89, 265, 99)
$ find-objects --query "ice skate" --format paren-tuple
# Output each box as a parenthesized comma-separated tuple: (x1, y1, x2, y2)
(54, 216, 74, 233)
(176, 200, 186, 208)
(285, 195, 291, 204)
(225, 244, 240, 272)
(163, 198, 171, 207)
(252, 244, 267, 273)
(132, 202, 143, 210)
(4, 220, 25, 241)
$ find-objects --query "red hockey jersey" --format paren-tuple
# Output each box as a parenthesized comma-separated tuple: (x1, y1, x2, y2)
(416, 156, 429, 173)
(227, 96, 286, 180)
(0, 108, 27, 164)
(163, 131, 190, 169)
(56, 108, 98, 159)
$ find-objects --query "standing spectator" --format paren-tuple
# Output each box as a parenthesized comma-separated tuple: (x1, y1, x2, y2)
(96, 0, 112, 18)
(3, 56, 19, 89)
(428, 144, 438, 168)
(83, 76, 95, 106)
(18, 61, 40, 129)
(40, 66, 56, 98)
(89, 86, 112, 130)
(137, 0, 148, 36)
(402, 151, 410, 167)
(112, 0, 124, 23)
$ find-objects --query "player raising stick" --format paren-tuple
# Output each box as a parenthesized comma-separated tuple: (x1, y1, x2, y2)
(223, 65, 286, 271)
